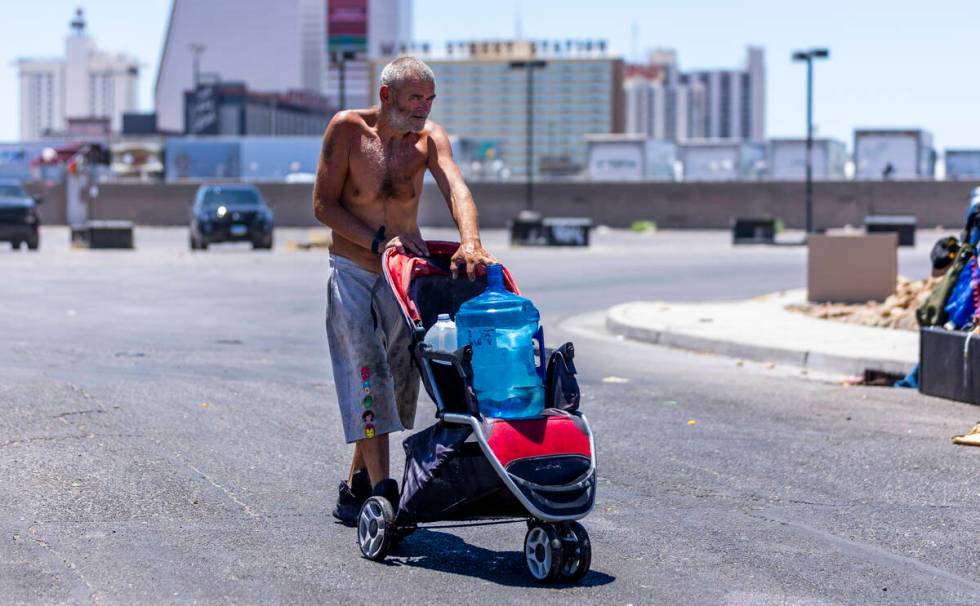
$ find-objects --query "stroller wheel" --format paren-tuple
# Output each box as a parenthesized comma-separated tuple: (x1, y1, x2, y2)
(357, 496, 395, 561)
(524, 523, 564, 583)
(558, 522, 591, 582)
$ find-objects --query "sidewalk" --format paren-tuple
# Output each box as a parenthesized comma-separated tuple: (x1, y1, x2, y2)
(605, 290, 918, 377)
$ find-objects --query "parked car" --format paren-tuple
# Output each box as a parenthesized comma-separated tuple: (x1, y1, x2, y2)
(0, 178, 40, 251)
(189, 184, 274, 250)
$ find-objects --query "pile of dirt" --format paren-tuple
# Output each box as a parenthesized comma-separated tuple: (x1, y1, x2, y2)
(787, 276, 941, 331)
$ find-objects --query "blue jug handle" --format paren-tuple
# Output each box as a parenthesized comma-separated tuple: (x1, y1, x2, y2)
(533, 326, 546, 381)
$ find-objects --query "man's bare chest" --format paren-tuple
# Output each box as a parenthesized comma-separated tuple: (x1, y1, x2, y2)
(350, 136, 427, 199)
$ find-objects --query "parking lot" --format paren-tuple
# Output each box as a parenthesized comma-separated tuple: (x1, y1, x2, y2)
(2, 226, 978, 604)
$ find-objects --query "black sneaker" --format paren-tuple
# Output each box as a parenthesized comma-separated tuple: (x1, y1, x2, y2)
(332, 469, 370, 527)
(350, 468, 371, 496)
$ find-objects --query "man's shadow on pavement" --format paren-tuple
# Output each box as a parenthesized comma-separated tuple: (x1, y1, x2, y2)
(382, 528, 616, 588)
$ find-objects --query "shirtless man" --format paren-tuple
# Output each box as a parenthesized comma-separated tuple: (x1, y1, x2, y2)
(313, 57, 496, 525)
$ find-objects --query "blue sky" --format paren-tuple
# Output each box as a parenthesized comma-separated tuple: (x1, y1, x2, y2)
(3, 0, 978, 151)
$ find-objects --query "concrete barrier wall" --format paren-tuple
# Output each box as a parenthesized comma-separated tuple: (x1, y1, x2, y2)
(26, 179, 980, 230)
(420, 180, 980, 230)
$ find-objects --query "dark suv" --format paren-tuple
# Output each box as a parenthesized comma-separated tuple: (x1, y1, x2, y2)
(0, 179, 40, 251)
(189, 184, 274, 250)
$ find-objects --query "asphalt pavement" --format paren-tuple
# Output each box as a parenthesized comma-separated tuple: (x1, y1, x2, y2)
(1, 226, 978, 605)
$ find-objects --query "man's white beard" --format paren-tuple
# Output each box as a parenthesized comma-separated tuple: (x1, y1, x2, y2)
(384, 104, 421, 133)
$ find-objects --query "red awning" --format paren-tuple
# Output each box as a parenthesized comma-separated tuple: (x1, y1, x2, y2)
(29, 142, 87, 166)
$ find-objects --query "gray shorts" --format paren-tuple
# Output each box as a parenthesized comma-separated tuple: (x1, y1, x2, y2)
(326, 254, 420, 444)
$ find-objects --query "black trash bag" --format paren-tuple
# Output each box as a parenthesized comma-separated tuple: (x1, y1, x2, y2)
(397, 422, 472, 520)
(397, 421, 523, 525)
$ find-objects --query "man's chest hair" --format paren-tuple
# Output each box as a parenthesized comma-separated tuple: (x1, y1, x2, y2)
(357, 135, 427, 180)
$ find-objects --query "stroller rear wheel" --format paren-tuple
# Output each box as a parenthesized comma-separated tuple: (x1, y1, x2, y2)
(524, 523, 563, 582)
(357, 496, 395, 561)
(558, 522, 591, 582)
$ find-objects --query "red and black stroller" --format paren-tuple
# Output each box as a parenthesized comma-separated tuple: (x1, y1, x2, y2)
(354, 241, 597, 583)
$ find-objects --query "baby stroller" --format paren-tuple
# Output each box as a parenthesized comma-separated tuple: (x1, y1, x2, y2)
(354, 241, 597, 583)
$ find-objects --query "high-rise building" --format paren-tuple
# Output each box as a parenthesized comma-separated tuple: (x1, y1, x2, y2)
(155, 0, 326, 133)
(155, 0, 410, 133)
(17, 9, 139, 140)
(373, 40, 624, 178)
(325, 0, 412, 110)
(624, 47, 765, 143)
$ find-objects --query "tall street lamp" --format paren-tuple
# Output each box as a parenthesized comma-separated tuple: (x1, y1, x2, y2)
(331, 50, 358, 110)
(792, 48, 829, 236)
(508, 60, 547, 212)
(189, 43, 206, 88)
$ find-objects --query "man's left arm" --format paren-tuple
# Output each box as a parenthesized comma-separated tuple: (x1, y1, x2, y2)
(427, 123, 496, 279)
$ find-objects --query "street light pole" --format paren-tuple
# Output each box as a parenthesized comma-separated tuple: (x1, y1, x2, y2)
(524, 63, 534, 210)
(340, 58, 347, 109)
(805, 57, 813, 235)
(792, 48, 829, 236)
(332, 50, 357, 110)
(189, 43, 206, 88)
(509, 60, 547, 212)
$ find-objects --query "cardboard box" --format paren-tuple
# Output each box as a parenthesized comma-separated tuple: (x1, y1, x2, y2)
(807, 233, 897, 303)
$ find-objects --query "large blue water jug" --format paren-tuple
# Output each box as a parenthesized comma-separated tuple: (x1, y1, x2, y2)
(456, 264, 544, 419)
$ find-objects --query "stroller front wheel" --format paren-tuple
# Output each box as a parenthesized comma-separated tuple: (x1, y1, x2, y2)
(524, 523, 564, 583)
(357, 496, 395, 561)
(558, 522, 591, 582)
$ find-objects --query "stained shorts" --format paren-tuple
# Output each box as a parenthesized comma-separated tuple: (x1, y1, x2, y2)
(326, 254, 420, 444)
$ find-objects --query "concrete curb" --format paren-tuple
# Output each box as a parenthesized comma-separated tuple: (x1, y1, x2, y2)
(605, 301, 916, 377)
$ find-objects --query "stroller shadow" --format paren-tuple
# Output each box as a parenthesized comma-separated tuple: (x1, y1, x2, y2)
(383, 528, 616, 588)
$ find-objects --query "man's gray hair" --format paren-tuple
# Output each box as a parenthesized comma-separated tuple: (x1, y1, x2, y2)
(379, 56, 435, 92)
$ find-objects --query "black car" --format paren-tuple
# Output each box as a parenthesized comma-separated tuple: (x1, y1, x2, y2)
(0, 178, 40, 251)
(189, 184, 274, 250)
